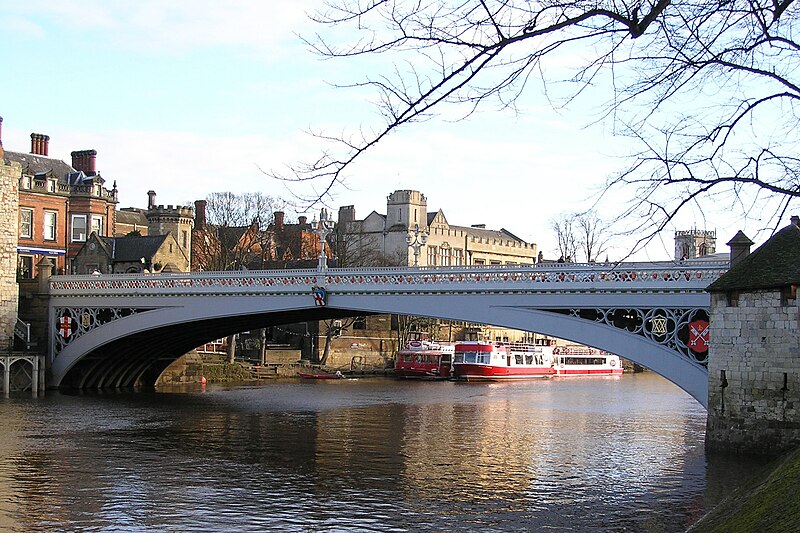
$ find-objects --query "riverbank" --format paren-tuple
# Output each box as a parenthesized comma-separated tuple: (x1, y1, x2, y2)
(688, 446, 800, 532)
(156, 351, 394, 386)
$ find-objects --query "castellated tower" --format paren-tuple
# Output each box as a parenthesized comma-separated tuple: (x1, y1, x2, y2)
(145, 190, 194, 260)
(386, 190, 428, 230)
(675, 229, 717, 260)
(0, 116, 20, 350)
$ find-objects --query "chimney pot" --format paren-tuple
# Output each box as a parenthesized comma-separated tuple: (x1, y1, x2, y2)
(792, 215, 799, 227)
(726, 230, 754, 268)
(274, 211, 285, 230)
(71, 149, 98, 175)
(147, 190, 157, 210)
(194, 200, 207, 227)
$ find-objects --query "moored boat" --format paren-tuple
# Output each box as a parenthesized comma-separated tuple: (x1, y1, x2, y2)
(395, 339, 455, 379)
(298, 371, 344, 379)
(451, 341, 555, 381)
(552, 346, 623, 376)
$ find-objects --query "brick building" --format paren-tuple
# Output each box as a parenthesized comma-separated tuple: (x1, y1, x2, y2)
(1, 118, 118, 277)
(191, 201, 326, 271)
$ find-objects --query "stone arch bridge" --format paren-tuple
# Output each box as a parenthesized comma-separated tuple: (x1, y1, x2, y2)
(47, 261, 726, 407)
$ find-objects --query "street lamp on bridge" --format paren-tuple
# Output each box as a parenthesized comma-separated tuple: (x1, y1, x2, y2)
(313, 208, 335, 272)
(406, 223, 428, 267)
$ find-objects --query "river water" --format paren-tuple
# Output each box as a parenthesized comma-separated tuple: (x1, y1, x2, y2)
(0, 373, 769, 532)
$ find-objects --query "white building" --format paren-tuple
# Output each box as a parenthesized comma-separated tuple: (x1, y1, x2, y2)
(336, 190, 538, 267)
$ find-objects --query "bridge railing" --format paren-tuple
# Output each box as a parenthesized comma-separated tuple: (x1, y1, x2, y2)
(49, 261, 728, 297)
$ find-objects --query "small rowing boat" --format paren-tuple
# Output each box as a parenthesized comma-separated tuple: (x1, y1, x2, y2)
(298, 371, 344, 380)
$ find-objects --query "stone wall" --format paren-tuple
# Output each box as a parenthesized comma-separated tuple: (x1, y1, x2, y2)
(707, 289, 800, 455)
(0, 159, 20, 351)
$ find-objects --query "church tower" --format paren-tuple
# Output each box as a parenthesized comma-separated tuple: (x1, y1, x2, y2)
(675, 229, 717, 260)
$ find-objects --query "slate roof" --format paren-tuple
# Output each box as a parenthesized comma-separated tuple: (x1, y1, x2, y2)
(99, 234, 170, 262)
(116, 209, 148, 226)
(707, 221, 800, 292)
(2, 150, 95, 183)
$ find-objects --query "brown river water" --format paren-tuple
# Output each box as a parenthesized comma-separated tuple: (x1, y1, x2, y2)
(0, 373, 769, 532)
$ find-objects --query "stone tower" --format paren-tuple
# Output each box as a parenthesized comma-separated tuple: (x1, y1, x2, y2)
(0, 116, 20, 351)
(675, 229, 716, 260)
(145, 191, 194, 261)
(386, 190, 428, 230)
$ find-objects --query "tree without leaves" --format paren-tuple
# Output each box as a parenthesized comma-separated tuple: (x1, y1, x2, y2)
(551, 213, 577, 262)
(575, 211, 610, 263)
(193, 191, 288, 271)
(193, 191, 288, 364)
(279, 0, 800, 249)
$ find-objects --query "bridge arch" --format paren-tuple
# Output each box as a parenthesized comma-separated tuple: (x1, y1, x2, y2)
(51, 291, 708, 407)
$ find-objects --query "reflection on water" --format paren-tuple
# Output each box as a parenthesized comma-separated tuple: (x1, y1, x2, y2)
(0, 374, 769, 532)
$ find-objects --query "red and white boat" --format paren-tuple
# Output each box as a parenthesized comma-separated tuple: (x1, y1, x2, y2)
(452, 341, 624, 381)
(451, 341, 555, 381)
(395, 339, 455, 379)
(552, 345, 623, 376)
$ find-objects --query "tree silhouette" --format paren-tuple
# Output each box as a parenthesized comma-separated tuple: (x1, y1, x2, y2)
(278, 0, 800, 250)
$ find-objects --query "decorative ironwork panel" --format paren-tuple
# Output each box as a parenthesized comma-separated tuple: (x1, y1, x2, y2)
(53, 307, 153, 356)
(553, 307, 711, 365)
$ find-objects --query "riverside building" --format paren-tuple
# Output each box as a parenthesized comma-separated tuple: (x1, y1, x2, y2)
(336, 189, 538, 267)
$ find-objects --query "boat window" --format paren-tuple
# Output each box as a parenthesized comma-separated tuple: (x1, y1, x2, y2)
(562, 357, 607, 365)
(476, 354, 490, 364)
(415, 355, 424, 363)
(453, 354, 464, 363)
(440, 355, 451, 364)
(515, 354, 523, 365)
(525, 355, 534, 365)
(404, 354, 412, 362)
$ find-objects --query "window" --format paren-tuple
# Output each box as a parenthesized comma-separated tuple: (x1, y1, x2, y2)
(726, 290, 739, 307)
(71, 215, 87, 242)
(91, 215, 103, 237)
(44, 211, 57, 241)
(427, 246, 437, 265)
(182, 230, 188, 249)
(781, 285, 797, 306)
(19, 209, 33, 238)
(453, 249, 463, 266)
(440, 245, 451, 266)
(18, 256, 33, 279)
(474, 258, 486, 265)
(353, 316, 367, 330)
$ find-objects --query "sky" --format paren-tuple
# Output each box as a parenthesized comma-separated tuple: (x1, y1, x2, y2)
(0, 1, 768, 261)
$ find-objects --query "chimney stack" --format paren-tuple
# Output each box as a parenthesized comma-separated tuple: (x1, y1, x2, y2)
(147, 190, 157, 210)
(71, 149, 98, 175)
(298, 215, 307, 225)
(274, 211, 285, 230)
(194, 200, 207, 227)
(727, 230, 754, 268)
(792, 215, 799, 228)
(30, 133, 50, 156)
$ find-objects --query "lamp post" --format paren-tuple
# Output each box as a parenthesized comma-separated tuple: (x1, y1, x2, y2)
(314, 208, 335, 272)
(406, 223, 428, 267)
